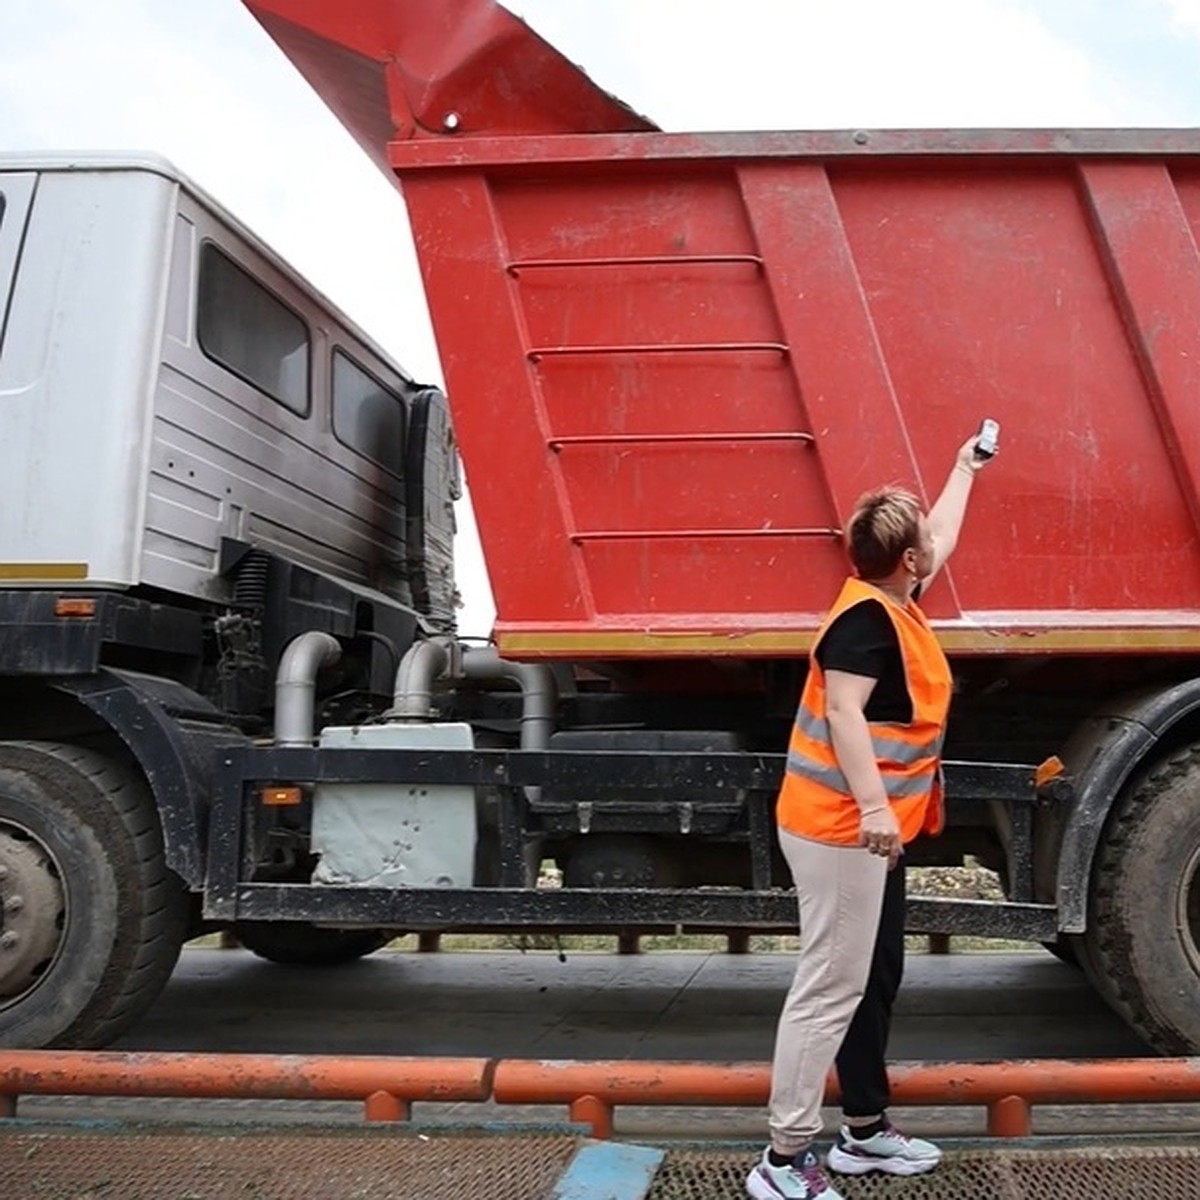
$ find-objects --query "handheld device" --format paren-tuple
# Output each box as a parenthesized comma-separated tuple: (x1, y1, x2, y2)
(973, 418, 1000, 460)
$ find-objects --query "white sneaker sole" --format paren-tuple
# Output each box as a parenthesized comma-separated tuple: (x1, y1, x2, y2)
(745, 1169, 791, 1199)
(826, 1145, 941, 1176)
(746, 1166, 844, 1199)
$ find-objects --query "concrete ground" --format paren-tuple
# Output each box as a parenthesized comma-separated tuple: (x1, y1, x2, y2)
(115, 945, 1148, 1062)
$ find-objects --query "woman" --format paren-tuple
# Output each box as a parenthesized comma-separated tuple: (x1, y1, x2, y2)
(746, 431, 996, 1200)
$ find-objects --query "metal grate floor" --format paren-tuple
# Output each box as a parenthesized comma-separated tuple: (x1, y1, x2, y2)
(649, 1143, 1200, 1200)
(8, 1129, 1200, 1200)
(0, 1127, 578, 1200)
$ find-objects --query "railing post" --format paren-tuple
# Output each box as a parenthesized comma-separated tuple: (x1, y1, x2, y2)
(988, 1094, 1032, 1137)
(569, 1093, 614, 1139)
(364, 1090, 411, 1122)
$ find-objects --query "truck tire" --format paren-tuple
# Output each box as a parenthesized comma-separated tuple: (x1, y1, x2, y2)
(0, 742, 188, 1048)
(1086, 741, 1200, 1053)
(233, 922, 390, 966)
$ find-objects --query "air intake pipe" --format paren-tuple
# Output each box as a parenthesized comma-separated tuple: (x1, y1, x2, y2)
(390, 637, 457, 720)
(274, 631, 342, 747)
(389, 641, 557, 798)
(390, 640, 556, 750)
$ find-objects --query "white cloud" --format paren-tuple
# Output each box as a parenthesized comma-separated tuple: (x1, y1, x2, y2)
(1162, 0, 1200, 37)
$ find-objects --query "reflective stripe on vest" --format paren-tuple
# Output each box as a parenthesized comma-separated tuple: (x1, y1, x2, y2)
(785, 749, 937, 800)
(792, 705, 941, 768)
(776, 577, 953, 846)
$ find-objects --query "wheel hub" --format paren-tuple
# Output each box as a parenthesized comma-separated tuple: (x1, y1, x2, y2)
(0, 824, 65, 1003)
(1178, 841, 1200, 981)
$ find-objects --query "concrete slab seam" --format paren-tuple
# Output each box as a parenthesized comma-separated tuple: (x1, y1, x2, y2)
(552, 1139, 666, 1199)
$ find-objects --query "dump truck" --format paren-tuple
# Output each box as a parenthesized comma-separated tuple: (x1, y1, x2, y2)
(3, 0, 1200, 1057)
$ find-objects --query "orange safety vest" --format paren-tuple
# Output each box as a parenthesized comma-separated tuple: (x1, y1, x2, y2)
(777, 577, 953, 846)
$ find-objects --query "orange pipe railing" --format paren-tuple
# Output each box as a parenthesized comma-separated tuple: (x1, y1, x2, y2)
(0, 1051, 493, 1123)
(491, 1057, 1200, 1138)
(3, 1051, 1199, 1138)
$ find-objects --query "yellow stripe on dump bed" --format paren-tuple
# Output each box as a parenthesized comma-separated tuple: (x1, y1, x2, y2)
(0, 562, 89, 580)
(498, 627, 1200, 657)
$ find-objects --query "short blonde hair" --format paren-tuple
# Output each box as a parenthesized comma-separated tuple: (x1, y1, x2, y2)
(847, 487, 922, 578)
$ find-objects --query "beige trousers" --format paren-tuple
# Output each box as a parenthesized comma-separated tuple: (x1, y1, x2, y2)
(768, 828, 888, 1155)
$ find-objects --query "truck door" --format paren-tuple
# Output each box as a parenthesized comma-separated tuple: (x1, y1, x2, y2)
(0, 173, 36, 351)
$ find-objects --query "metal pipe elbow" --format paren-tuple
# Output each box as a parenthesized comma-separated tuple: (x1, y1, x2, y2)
(461, 647, 556, 750)
(275, 631, 342, 747)
(391, 637, 455, 719)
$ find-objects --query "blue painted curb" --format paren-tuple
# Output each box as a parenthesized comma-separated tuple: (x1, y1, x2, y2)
(552, 1139, 666, 1200)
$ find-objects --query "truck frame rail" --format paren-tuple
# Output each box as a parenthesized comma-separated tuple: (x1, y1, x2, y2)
(204, 748, 1059, 941)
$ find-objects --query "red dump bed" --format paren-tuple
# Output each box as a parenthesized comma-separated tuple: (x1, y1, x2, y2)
(248, 0, 1200, 660)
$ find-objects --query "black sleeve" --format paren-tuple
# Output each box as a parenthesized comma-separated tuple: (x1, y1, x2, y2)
(815, 600, 895, 680)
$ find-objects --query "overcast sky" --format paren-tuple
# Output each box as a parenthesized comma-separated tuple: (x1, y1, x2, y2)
(4, 0, 1200, 635)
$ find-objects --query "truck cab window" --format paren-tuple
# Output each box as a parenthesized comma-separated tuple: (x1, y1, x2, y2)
(197, 243, 310, 414)
(332, 349, 406, 478)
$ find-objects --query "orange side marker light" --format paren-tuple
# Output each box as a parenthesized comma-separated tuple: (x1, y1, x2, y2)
(55, 597, 97, 617)
(261, 786, 303, 807)
(1035, 756, 1065, 789)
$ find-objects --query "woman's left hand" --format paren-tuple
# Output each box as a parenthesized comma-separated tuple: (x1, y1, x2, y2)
(860, 804, 903, 869)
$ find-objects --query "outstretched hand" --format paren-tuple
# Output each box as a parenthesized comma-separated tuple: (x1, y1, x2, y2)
(955, 431, 997, 475)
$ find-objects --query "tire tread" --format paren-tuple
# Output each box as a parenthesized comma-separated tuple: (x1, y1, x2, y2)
(1087, 742, 1200, 1054)
(0, 741, 187, 1048)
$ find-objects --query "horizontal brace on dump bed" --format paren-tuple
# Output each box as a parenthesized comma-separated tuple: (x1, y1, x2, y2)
(568, 527, 839, 542)
(387, 126, 1200, 173)
(547, 432, 816, 447)
(507, 252, 766, 272)
(527, 342, 789, 360)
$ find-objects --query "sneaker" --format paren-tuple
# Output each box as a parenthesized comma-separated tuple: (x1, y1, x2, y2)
(826, 1123, 942, 1176)
(746, 1148, 844, 1199)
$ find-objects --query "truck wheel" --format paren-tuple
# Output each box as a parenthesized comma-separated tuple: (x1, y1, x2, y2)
(0, 742, 188, 1048)
(233, 922, 390, 966)
(1087, 741, 1200, 1053)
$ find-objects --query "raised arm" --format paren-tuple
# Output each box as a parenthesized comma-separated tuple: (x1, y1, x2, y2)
(923, 431, 996, 585)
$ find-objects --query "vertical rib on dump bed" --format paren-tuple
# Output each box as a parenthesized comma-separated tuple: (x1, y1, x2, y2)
(248, 0, 1200, 660)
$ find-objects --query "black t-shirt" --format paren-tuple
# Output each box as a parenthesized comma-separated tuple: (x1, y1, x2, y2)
(815, 598, 913, 723)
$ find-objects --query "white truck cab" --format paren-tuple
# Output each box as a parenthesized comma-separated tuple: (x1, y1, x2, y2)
(0, 152, 457, 618)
